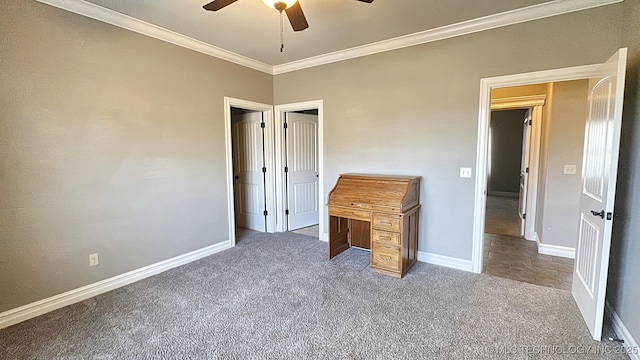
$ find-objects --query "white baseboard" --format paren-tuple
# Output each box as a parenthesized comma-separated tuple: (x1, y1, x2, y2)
(417, 251, 474, 272)
(605, 301, 640, 360)
(0, 240, 233, 330)
(321, 233, 328, 242)
(535, 233, 575, 259)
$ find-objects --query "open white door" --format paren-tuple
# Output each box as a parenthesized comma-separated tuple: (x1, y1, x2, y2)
(285, 112, 319, 230)
(232, 111, 267, 232)
(573, 48, 627, 340)
(518, 109, 532, 236)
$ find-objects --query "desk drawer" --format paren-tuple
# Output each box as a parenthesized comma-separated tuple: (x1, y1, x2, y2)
(329, 206, 371, 221)
(372, 229, 401, 246)
(372, 213, 401, 232)
(371, 242, 401, 272)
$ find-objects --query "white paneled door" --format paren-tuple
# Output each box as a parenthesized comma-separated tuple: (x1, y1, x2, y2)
(285, 112, 319, 230)
(518, 109, 532, 237)
(573, 48, 627, 340)
(232, 111, 266, 232)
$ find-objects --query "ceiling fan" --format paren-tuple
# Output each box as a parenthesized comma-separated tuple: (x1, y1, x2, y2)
(202, 0, 374, 33)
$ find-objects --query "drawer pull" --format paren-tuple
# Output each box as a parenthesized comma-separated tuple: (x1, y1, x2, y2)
(379, 236, 391, 241)
(381, 222, 392, 226)
(380, 255, 393, 261)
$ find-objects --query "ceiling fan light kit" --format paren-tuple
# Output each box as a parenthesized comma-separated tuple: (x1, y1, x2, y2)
(262, 0, 297, 11)
(202, 0, 373, 52)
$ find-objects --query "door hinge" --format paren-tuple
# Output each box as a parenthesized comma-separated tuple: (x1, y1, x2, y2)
(607, 212, 613, 220)
(523, 213, 526, 220)
(526, 167, 529, 173)
(284, 166, 288, 173)
(283, 122, 288, 129)
(528, 119, 532, 125)
(262, 167, 267, 173)
(263, 210, 268, 216)
(260, 121, 265, 129)
(285, 209, 289, 215)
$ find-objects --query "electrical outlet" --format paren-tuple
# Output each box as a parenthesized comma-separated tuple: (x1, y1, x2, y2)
(564, 165, 577, 175)
(89, 253, 99, 267)
(460, 167, 472, 178)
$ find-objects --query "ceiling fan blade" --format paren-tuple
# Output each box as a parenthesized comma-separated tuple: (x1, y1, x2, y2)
(285, 2, 309, 32)
(203, 0, 238, 11)
(355, 0, 374, 3)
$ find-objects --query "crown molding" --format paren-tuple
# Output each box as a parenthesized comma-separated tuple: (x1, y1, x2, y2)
(35, 0, 273, 74)
(272, 0, 622, 75)
(36, 0, 621, 76)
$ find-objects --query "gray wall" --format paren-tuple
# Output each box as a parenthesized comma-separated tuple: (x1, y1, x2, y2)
(608, 0, 640, 344)
(274, 5, 623, 260)
(0, 1, 273, 312)
(538, 80, 588, 248)
(489, 109, 526, 195)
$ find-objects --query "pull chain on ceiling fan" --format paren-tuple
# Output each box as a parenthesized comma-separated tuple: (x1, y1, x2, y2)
(267, 1, 294, 52)
(203, 0, 374, 52)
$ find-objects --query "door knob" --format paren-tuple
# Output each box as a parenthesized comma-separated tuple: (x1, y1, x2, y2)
(590, 210, 605, 219)
(234, 175, 239, 180)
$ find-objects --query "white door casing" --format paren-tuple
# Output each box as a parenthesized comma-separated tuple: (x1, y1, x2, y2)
(490, 96, 545, 241)
(224, 97, 275, 246)
(572, 48, 627, 341)
(285, 112, 319, 230)
(473, 64, 602, 274)
(518, 109, 532, 236)
(232, 111, 266, 232)
(273, 100, 324, 237)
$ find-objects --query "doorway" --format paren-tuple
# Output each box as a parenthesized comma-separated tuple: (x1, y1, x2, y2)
(472, 49, 627, 341)
(274, 100, 324, 238)
(283, 110, 319, 233)
(482, 93, 576, 289)
(486, 108, 529, 238)
(230, 107, 268, 233)
(224, 97, 275, 246)
(471, 66, 596, 274)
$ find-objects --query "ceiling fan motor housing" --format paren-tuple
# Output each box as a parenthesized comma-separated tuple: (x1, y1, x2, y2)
(274, 2, 288, 12)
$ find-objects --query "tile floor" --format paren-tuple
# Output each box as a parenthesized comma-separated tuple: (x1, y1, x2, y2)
(483, 196, 574, 290)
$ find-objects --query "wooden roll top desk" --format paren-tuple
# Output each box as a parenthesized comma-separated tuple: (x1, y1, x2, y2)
(327, 174, 420, 278)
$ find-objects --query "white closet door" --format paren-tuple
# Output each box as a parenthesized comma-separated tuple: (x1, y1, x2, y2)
(286, 113, 319, 230)
(233, 112, 266, 232)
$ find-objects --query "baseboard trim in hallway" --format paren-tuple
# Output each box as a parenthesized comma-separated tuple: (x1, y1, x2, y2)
(0, 240, 233, 330)
(536, 233, 576, 259)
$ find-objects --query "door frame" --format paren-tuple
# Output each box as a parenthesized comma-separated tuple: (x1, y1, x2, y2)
(471, 64, 598, 273)
(273, 100, 324, 237)
(490, 96, 546, 240)
(224, 97, 276, 246)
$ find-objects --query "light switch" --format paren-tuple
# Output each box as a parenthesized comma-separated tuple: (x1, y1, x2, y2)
(564, 165, 577, 175)
(460, 167, 472, 178)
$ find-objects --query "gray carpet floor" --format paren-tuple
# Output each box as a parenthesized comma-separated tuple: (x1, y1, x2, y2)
(0, 230, 629, 359)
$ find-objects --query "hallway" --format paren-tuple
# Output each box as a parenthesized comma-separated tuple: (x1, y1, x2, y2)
(483, 196, 574, 290)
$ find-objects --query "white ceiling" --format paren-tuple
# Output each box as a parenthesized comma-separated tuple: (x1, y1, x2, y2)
(82, 0, 558, 66)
